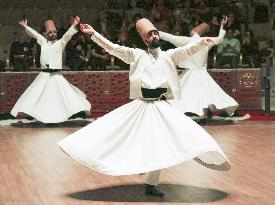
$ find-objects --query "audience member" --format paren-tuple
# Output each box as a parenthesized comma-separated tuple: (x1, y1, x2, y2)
(10, 32, 32, 71)
(241, 29, 260, 67)
(217, 29, 241, 68)
(66, 34, 89, 70)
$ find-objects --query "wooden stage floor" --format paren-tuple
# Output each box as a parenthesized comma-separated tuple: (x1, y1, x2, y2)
(0, 121, 274, 205)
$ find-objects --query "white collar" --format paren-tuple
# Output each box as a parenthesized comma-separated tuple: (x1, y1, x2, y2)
(148, 47, 161, 58)
(47, 40, 57, 44)
(191, 33, 200, 39)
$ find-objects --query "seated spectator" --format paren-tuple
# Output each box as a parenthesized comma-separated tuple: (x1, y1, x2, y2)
(66, 34, 89, 70)
(217, 29, 241, 68)
(10, 32, 32, 71)
(241, 29, 260, 67)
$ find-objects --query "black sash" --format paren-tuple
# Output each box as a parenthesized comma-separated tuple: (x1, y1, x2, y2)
(141, 88, 167, 100)
(41, 69, 60, 73)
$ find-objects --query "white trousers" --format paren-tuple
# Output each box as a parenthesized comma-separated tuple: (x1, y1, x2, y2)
(144, 170, 161, 185)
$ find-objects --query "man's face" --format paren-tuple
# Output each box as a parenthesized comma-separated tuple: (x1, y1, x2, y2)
(47, 30, 57, 41)
(226, 30, 233, 39)
(145, 30, 160, 49)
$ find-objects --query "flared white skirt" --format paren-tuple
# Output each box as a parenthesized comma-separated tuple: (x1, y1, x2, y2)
(11, 72, 91, 123)
(170, 70, 239, 116)
(58, 99, 230, 176)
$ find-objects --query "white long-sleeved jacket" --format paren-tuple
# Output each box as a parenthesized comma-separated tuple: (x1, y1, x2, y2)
(25, 25, 77, 69)
(90, 31, 207, 100)
(159, 29, 226, 69)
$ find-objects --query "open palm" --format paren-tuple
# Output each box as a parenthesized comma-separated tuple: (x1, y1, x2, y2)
(18, 19, 28, 28)
(80, 23, 94, 35)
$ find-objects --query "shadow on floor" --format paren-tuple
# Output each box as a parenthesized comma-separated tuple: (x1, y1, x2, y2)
(202, 119, 236, 126)
(9, 119, 93, 128)
(67, 183, 228, 203)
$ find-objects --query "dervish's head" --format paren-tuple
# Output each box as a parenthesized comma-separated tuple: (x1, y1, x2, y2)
(190, 23, 210, 37)
(45, 19, 57, 41)
(136, 18, 160, 49)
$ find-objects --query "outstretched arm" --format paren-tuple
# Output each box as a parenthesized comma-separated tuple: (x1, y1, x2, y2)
(60, 16, 79, 48)
(167, 37, 215, 65)
(80, 24, 141, 64)
(204, 16, 228, 47)
(159, 31, 191, 47)
(19, 19, 45, 45)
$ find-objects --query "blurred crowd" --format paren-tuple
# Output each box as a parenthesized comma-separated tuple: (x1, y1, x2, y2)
(1, 0, 274, 72)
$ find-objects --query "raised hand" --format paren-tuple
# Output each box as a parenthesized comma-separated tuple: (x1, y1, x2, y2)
(80, 23, 95, 36)
(73, 16, 80, 27)
(220, 16, 228, 29)
(18, 19, 28, 28)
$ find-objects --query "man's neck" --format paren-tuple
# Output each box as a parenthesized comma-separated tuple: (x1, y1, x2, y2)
(148, 47, 160, 58)
(47, 39, 57, 43)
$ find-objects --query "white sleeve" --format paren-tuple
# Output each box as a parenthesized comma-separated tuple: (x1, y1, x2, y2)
(60, 25, 78, 48)
(90, 31, 142, 64)
(205, 29, 226, 49)
(166, 38, 206, 66)
(159, 31, 191, 47)
(25, 26, 46, 45)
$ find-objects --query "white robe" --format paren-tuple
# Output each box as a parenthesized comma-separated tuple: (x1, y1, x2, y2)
(11, 26, 91, 123)
(159, 30, 239, 116)
(58, 31, 230, 175)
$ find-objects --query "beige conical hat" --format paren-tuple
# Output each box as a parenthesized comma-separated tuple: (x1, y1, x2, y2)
(136, 18, 157, 41)
(45, 20, 56, 33)
(192, 23, 210, 36)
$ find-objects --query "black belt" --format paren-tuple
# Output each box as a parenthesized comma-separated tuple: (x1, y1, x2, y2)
(141, 88, 167, 100)
(41, 69, 60, 73)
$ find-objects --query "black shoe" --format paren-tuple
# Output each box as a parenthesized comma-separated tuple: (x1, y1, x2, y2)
(232, 111, 241, 117)
(25, 115, 34, 120)
(219, 110, 229, 117)
(45, 123, 59, 127)
(206, 109, 213, 120)
(145, 184, 164, 197)
(196, 118, 207, 125)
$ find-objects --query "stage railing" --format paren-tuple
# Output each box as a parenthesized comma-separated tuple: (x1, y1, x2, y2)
(0, 69, 261, 116)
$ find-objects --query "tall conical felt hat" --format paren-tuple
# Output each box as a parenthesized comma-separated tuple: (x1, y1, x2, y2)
(45, 20, 56, 33)
(136, 18, 157, 41)
(192, 23, 210, 36)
